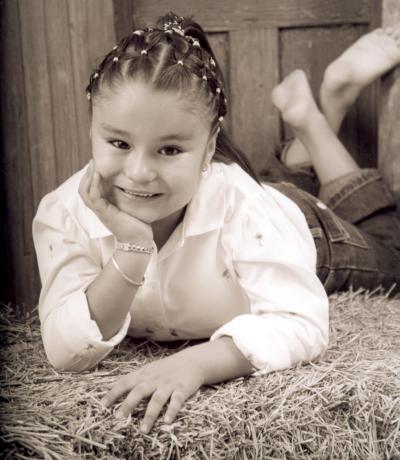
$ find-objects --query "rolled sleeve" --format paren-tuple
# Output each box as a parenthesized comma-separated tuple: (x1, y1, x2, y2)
(42, 290, 130, 372)
(212, 186, 329, 374)
(33, 190, 130, 372)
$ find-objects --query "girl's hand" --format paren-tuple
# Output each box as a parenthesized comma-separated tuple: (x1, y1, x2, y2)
(101, 351, 205, 434)
(79, 160, 153, 245)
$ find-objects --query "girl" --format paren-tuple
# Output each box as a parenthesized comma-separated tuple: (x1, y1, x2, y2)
(33, 13, 400, 434)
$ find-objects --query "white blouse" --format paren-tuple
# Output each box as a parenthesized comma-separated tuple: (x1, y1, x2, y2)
(33, 161, 329, 374)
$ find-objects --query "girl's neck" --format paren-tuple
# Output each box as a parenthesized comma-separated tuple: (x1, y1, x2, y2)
(151, 207, 186, 251)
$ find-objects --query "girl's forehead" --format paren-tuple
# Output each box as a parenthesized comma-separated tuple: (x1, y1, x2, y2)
(93, 80, 211, 134)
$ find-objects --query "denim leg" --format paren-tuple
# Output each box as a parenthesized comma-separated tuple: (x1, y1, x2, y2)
(269, 181, 400, 296)
(265, 146, 400, 295)
(318, 169, 400, 250)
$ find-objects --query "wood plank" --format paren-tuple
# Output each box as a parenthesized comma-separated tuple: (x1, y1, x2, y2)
(113, 0, 135, 41)
(0, 0, 30, 307)
(45, 0, 80, 184)
(379, 0, 400, 204)
(279, 25, 376, 167)
(18, 0, 57, 206)
(67, 0, 116, 172)
(230, 28, 279, 172)
(18, 0, 56, 310)
(132, 0, 373, 31)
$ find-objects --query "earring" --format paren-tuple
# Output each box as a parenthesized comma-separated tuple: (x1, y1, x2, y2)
(201, 164, 209, 172)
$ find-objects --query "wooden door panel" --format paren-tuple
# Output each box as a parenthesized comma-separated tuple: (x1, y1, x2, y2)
(230, 28, 279, 170)
(132, 0, 373, 29)
(1, 0, 116, 309)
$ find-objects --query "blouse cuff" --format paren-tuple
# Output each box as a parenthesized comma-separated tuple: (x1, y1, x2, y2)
(42, 289, 131, 371)
(210, 314, 323, 376)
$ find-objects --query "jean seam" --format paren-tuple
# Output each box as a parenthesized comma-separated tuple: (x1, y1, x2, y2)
(326, 170, 382, 210)
(322, 266, 400, 276)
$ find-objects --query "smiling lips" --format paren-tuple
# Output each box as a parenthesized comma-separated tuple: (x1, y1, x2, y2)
(117, 186, 161, 198)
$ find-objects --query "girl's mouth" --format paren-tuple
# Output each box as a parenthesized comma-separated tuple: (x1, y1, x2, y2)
(116, 186, 162, 200)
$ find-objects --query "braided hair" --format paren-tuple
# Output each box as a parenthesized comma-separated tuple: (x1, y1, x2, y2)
(86, 12, 260, 183)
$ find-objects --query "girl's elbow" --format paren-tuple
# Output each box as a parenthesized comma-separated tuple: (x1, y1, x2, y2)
(43, 340, 97, 373)
(46, 351, 95, 373)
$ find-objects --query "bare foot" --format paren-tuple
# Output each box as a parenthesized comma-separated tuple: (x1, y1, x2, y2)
(320, 24, 400, 132)
(272, 70, 360, 185)
(271, 70, 322, 134)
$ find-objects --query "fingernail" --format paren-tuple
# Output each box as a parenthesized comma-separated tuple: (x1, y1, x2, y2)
(100, 397, 109, 407)
(115, 410, 125, 420)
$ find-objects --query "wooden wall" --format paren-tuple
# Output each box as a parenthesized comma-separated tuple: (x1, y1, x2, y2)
(0, 0, 398, 312)
(0, 0, 116, 310)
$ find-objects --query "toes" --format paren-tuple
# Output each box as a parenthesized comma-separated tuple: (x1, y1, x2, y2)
(271, 85, 288, 111)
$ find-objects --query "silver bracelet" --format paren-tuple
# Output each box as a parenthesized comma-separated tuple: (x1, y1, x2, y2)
(111, 256, 144, 287)
(116, 241, 153, 254)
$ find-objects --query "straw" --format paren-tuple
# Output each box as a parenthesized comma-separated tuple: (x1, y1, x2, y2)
(1, 289, 399, 459)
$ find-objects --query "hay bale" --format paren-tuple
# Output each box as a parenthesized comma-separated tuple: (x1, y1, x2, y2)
(1, 290, 399, 459)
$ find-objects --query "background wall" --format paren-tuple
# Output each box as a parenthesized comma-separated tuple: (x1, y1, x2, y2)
(0, 0, 398, 312)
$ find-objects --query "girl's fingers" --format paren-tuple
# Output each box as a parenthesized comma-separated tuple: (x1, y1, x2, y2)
(78, 175, 91, 205)
(140, 389, 172, 433)
(163, 388, 187, 424)
(101, 374, 139, 408)
(87, 171, 114, 215)
(117, 383, 154, 419)
(89, 172, 103, 201)
(78, 161, 95, 203)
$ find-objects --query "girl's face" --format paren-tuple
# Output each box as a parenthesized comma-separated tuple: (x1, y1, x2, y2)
(90, 80, 217, 233)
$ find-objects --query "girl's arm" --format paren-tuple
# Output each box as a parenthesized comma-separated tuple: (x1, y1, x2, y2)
(79, 162, 153, 340)
(33, 163, 153, 371)
(182, 335, 255, 384)
(85, 250, 150, 340)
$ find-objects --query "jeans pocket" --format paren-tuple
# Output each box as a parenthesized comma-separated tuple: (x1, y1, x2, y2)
(297, 188, 370, 250)
(322, 209, 370, 249)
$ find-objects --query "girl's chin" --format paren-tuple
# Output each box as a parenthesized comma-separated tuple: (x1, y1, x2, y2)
(117, 204, 157, 224)
(111, 192, 187, 229)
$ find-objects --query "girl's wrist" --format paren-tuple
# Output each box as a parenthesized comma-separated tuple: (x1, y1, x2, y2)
(113, 250, 151, 279)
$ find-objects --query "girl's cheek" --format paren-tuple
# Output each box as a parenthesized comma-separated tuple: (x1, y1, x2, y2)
(93, 155, 122, 180)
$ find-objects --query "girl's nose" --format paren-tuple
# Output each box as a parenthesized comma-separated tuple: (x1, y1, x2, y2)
(124, 151, 157, 183)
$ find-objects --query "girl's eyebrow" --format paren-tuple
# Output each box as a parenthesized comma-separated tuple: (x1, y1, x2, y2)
(100, 123, 130, 136)
(100, 123, 192, 142)
(157, 133, 193, 142)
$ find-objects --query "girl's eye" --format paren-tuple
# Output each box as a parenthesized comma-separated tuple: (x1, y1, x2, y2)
(110, 140, 130, 150)
(159, 146, 182, 156)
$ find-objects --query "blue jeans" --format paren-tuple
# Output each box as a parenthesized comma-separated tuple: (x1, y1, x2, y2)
(260, 155, 400, 296)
